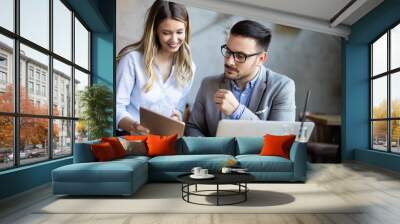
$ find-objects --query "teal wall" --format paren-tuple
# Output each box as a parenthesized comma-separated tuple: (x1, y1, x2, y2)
(355, 149, 400, 172)
(88, 0, 116, 87)
(0, 158, 72, 199)
(91, 0, 116, 134)
(343, 0, 400, 171)
(92, 33, 114, 86)
(0, 0, 116, 200)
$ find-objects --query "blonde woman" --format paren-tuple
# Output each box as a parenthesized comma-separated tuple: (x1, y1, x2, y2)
(116, 0, 195, 135)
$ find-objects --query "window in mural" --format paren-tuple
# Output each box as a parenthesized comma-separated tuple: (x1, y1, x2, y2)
(0, 0, 91, 170)
(370, 23, 400, 154)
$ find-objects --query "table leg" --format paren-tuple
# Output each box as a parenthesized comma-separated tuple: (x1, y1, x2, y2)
(217, 184, 219, 206)
(187, 184, 190, 202)
(181, 184, 183, 199)
(245, 183, 247, 201)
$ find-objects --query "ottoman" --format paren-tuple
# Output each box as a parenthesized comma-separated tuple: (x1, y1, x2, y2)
(52, 157, 148, 196)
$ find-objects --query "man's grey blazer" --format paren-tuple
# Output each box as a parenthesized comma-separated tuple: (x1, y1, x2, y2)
(185, 65, 296, 137)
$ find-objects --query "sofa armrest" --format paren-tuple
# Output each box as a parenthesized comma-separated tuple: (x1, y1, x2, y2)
(289, 142, 307, 181)
(73, 140, 100, 163)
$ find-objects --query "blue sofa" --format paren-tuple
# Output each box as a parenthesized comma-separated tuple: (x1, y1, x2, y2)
(52, 137, 307, 196)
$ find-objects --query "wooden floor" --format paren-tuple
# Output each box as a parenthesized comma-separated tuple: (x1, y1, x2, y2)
(1, 162, 400, 224)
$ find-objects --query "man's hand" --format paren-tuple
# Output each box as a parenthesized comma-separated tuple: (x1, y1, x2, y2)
(214, 89, 239, 116)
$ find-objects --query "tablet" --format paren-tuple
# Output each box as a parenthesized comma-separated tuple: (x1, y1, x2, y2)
(139, 107, 185, 137)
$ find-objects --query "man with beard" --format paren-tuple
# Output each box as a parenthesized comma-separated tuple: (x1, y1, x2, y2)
(185, 20, 296, 137)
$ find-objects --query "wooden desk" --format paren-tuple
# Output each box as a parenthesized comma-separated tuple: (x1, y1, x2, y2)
(305, 114, 341, 143)
(305, 114, 342, 163)
(305, 114, 341, 126)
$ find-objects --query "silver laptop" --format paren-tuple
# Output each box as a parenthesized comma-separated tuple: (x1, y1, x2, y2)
(216, 120, 314, 142)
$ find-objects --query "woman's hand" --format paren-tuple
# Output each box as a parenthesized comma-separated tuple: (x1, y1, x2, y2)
(119, 117, 150, 135)
(170, 110, 182, 121)
(130, 122, 150, 135)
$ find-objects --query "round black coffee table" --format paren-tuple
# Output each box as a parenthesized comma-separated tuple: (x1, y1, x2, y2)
(177, 173, 255, 206)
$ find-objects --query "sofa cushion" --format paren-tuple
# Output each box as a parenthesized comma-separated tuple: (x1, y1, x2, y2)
(177, 137, 235, 155)
(115, 155, 150, 163)
(236, 155, 293, 172)
(119, 138, 147, 156)
(260, 134, 296, 159)
(53, 158, 147, 183)
(53, 163, 134, 183)
(91, 142, 118, 161)
(74, 140, 100, 163)
(236, 137, 263, 155)
(101, 137, 127, 158)
(148, 154, 235, 172)
(146, 134, 177, 157)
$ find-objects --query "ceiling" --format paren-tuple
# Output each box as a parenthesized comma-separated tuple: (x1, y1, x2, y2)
(227, 0, 352, 22)
(172, 0, 384, 38)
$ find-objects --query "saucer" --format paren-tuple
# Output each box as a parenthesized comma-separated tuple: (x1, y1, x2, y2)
(190, 174, 215, 179)
(232, 170, 249, 174)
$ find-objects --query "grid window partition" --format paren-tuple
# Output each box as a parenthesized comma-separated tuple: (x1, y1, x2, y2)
(370, 22, 400, 153)
(0, 0, 91, 171)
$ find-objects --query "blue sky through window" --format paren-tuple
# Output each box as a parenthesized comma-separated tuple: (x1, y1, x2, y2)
(0, 0, 88, 74)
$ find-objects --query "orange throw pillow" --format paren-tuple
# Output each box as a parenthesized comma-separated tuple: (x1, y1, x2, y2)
(259, 134, 296, 159)
(91, 142, 118, 161)
(101, 137, 126, 158)
(146, 134, 177, 157)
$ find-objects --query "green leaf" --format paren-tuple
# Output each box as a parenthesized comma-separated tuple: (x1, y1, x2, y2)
(79, 84, 113, 140)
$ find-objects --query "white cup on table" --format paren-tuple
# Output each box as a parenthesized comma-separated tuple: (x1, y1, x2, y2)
(191, 167, 202, 176)
(199, 169, 208, 176)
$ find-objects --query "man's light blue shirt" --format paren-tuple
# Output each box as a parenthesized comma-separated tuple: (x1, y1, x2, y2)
(230, 72, 260, 119)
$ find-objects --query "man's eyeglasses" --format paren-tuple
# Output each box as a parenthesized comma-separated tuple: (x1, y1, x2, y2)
(220, 44, 263, 63)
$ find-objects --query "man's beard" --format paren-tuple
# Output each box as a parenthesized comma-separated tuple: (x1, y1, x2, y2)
(224, 72, 245, 81)
(224, 64, 246, 81)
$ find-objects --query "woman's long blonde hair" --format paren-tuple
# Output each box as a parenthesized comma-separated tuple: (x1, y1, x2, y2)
(117, 0, 193, 92)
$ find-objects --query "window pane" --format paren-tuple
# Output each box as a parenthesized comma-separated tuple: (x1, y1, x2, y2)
(53, 119, 72, 158)
(75, 18, 89, 70)
(372, 33, 387, 76)
(74, 69, 89, 118)
(372, 77, 387, 119)
(391, 24, 400, 70)
(0, 35, 14, 113)
(75, 120, 88, 143)
(20, 44, 49, 115)
(372, 121, 388, 151)
(53, 0, 72, 60)
(391, 72, 400, 118)
(391, 120, 400, 153)
(20, 117, 49, 165)
(20, 0, 49, 49)
(0, 116, 13, 170)
(53, 59, 72, 117)
(0, 0, 14, 31)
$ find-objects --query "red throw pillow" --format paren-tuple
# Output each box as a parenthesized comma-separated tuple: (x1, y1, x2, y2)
(91, 142, 118, 161)
(101, 137, 126, 158)
(259, 134, 296, 159)
(146, 134, 177, 157)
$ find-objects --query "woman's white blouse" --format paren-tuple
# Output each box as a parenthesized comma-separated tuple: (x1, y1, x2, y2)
(116, 51, 195, 128)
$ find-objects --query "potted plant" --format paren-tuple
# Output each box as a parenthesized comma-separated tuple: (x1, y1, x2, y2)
(79, 84, 113, 140)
